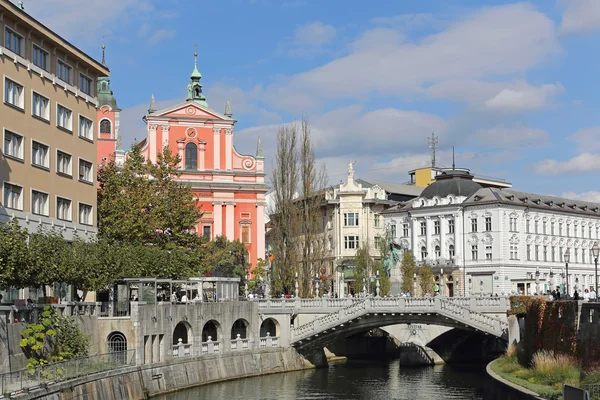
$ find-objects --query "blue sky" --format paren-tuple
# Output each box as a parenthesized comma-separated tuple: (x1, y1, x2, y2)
(20, 0, 600, 200)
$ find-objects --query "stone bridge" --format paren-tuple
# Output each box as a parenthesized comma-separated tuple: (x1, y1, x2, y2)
(258, 296, 509, 352)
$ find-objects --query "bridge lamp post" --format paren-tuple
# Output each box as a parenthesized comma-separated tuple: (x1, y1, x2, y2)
(535, 266, 540, 295)
(468, 277, 472, 296)
(295, 272, 299, 298)
(413, 272, 417, 296)
(376, 270, 380, 297)
(440, 267, 444, 297)
(549, 267, 554, 292)
(564, 249, 571, 298)
(592, 242, 600, 300)
(315, 273, 319, 298)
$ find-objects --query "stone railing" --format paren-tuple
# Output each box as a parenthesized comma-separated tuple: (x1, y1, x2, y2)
(0, 302, 105, 324)
(230, 335, 250, 351)
(172, 339, 192, 357)
(290, 297, 509, 345)
(201, 338, 221, 354)
(258, 333, 279, 348)
(257, 296, 510, 315)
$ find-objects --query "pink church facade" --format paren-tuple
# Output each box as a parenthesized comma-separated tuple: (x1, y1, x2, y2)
(97, 55, 268, 269)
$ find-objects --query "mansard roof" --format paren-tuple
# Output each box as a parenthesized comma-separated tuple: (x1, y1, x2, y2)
(464, 188, 600, 216)
(357, 179, 423, 197)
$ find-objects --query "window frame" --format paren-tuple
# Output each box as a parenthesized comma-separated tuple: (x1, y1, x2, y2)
(3, 129, 24, 161)
(241, 224, 251, 244)
(78, 72, 93, 96)
(31, 90, 50, 121)
(3, 181, 23, 210)
(448, 219, 455, 234)
(78, 114, 94, 142)
(99, 119, 112, 135)
(32, 44, 49, 71)
(77, 158, 93, 184)
(471, 218, 478, 233)
(344, 212, 359, 227)
(344, 235, 359, 249)
(4, 76, 25, 110)
(56, 59, 73, 84)
(56, 149, 73, 177)
(485, 217, 492, 232)
(56, 103, 73, 132)
(434, 220, 440, 235)
(78, 202, 93, 226)
(4, 27, 23, 55)
(31, 139, 50, 170)
(56, 196, 72, 222)
(31, 188, 50, 217)
(185, 142, 198, 170)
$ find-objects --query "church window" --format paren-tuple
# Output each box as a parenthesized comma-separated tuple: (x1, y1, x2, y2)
(185, 143, 197, 170)
(241, 225, 251, 244)
(100, 119, 111, 134)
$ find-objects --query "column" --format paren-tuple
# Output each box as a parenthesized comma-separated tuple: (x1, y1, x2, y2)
(256, 201, 266, 264)
(224, 128, 233, 170)
(148, 124, 158, 163)
(225, 202, 235, 240)
(198, 142, 205, 170)
(213, 127, 221, 170)
(440, 216, 446, 258)
(425, 217, 433, 260)
(161, 125, 170, 150)
(213, 202, 223, 237)
(410, 217, 418, 259)
(454, 213, 462, 262)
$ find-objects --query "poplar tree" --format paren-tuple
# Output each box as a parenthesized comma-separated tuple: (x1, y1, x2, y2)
(400, 251, 417, 295)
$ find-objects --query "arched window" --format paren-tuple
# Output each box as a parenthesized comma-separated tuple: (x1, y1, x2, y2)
(100, 119, 111, 134)
(421, 246, 427, 260)
(185, 142, 197, 170)
(435, 245, 441, 258)
(449, 245, 455, 258)
(107, 331, 127, 364)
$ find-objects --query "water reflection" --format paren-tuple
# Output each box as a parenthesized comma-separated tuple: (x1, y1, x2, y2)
(154, 360, 530, 400)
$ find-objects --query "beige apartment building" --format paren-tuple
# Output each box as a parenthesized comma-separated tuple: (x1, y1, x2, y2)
(0, 1, 108, 240)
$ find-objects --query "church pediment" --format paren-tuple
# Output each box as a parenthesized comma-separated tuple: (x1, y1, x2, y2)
(151, 101, 232, 121)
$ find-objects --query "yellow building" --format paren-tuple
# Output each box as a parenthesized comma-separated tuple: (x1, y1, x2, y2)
(0, 1, 109, 240)
(407, 166, 512, 190)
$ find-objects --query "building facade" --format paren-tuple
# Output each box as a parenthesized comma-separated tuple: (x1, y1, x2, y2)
(318, 164, 423, 296)
(384, 167, 600, 297)
(0, 1, 108, 240)
(98, 54, 268, 268)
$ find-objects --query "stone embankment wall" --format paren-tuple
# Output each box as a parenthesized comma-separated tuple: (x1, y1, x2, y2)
(23, 348, 311, 400)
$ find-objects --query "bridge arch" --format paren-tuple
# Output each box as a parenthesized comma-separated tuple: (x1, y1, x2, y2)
(231, 318, 249, 339)
(202, 319, 221, 342)
(260, 318, 279, 337)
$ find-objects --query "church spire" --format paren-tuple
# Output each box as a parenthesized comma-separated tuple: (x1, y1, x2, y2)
(256, 136, 263, 158)
(148, 94, 156, 114)
(186, 45, 207, 107)
(224, 100, 232, 117)
(101, 43, 106, 67)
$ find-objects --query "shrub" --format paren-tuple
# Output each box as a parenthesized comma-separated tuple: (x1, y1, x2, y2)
(531, 350, 580, 387)
(506, 343, 517, 358)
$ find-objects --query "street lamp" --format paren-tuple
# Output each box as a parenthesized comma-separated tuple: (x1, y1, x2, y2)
(294, 272, 299, 298)
(413, 272, 417, 297)
(468, 277, 473, 296)
(564, 249, 571, 298)
(440, 267, 444, 297)
(535, 266, 540, 295)
(376, 270, 380, 297)
(592, 241, 600, 300)
(549, 267, 554, 291)
(315, 273, 319, 298)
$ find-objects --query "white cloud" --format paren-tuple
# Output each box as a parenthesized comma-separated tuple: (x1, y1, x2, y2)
(21, 0, 156, 45)
(559, 0, 600, 35)
(475, 126, 550, 147)
(146, 29, 176, 46)
(294, 21, 336, 46)
(561, 191, 600, 203)
(484, 83, 562, 112)
(371, 13, 435, 29)
(535, 153, 600, 174)
(569, 127, 600, 153)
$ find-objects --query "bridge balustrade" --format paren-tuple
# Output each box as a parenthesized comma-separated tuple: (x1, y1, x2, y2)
(172, 339, 192, 357)
(201, 337, 221, 354)
(259, 333, 279, 348)
(230, 335, 250, 351)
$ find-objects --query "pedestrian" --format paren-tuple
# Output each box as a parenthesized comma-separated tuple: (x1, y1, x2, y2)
(574, 290, 580, 301)
(584, 289, 590, 301)
(590, 287, 597, 301)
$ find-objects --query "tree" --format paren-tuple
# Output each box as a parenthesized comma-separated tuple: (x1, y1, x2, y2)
(0, 219, 30, 289)
(353, 244, 370, 294)
(205, 236, 248, 281)
(419, 264, 434, 295)
(400, 251, 417, 295)
(248, 258, 267, 293)
(269, 119, 328, 296)
(97, 145, 200, 247)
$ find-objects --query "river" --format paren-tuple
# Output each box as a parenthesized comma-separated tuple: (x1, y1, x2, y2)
(153, 360, 529, 400)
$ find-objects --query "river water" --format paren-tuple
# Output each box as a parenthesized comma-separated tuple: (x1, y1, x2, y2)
(154, 360, 528, 400)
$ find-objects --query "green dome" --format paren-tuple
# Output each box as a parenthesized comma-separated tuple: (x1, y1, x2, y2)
(97, 76, 121, 110)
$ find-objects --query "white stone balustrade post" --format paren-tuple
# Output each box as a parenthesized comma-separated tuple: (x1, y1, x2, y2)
(266, 332, 272, 347)
(207, 336, 214, 354)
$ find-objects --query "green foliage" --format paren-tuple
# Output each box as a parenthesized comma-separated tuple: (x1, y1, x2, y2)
(0, 219, 30, 289)
(400, 251, 416, 295)
(20, 306, 89, 374)
(418, 264, 434, 295)
(353, 245, 370, 291)
(204, 236, 248, 280)
(248, 258, 268, 292)
(97, 145, 200, 247)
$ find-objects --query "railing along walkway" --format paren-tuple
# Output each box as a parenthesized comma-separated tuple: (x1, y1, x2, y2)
(290, 297, 509, 345)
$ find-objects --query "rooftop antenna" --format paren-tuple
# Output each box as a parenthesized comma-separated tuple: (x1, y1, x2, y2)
(452, 146, 455, 170)
(428, 129, 438, 168)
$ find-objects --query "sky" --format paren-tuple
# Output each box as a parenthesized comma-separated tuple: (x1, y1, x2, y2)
(17, 0, 600, 201)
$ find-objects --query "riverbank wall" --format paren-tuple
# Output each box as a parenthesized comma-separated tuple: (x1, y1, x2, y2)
(21, 347, 312, 400)
(485, 361, 546, 400)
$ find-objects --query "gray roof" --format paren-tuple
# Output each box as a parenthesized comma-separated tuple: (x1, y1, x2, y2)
(357, 179, 423, 196)
(464, 188, 600, 217)
(420, 169, 482, 199)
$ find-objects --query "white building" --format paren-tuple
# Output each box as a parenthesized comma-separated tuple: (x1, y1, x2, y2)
(383, 167, 600, 297)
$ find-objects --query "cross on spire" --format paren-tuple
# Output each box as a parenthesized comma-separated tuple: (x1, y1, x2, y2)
(428, 130, 438, 168)
(194, 43, 198, 65)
